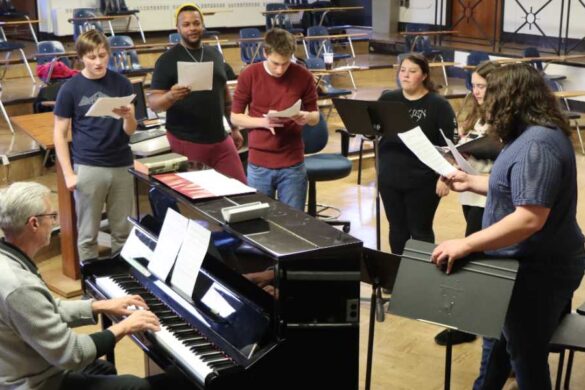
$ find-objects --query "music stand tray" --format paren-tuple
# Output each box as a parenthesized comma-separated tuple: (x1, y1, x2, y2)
(389, 239, 519, 339)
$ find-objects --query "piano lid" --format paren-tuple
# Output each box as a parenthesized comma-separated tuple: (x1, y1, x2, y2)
(194, 193, 361, 259)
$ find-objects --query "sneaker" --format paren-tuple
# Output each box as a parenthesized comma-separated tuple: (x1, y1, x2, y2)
(434, 329, 477, 346)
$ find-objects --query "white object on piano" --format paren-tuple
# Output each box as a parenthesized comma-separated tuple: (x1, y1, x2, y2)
(221, 202, 270, 223)
(201, 283, 236, 318)
(149, 208, 189, 281)
(171, 220, 211, 299)
(121, 227, 155, 265)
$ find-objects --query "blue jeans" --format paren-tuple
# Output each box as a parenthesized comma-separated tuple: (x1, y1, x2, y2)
(474, 250, 584, 390)
(247, 162, 307, 211)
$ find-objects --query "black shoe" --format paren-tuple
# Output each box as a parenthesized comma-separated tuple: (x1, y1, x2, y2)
(434, 329, 477, 346)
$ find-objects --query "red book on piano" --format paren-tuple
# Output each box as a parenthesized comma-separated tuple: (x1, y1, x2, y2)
(154, 169, 256, 200)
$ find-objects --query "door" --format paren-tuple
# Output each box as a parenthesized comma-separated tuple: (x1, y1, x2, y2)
(450, 0, 502, 44)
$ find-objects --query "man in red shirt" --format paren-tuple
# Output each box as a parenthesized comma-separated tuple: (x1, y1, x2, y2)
(231, 28, 319, 210)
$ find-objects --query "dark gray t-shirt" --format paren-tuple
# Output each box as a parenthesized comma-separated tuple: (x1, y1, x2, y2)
(150, 44, 227, 144)
(484, 125, 584, 258)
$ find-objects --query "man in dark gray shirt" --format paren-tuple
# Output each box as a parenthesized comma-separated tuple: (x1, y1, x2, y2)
(0, 182, 160, 390)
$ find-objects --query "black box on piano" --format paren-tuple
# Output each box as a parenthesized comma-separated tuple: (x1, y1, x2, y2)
(388, 239, 518, 339)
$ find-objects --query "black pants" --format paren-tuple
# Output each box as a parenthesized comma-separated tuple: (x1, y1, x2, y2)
(379, 181, 440, 254)
(60, 360, 193, 390)
(60, 359, 150, 390)
(462, 205, 484, 237)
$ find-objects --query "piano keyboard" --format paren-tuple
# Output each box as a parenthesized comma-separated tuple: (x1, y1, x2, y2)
(96, 275, 237, 384)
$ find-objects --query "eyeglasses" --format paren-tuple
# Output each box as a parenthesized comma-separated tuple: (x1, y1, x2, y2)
(33, 212, 58, 223)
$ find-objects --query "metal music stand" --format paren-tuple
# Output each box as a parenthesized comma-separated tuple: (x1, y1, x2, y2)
(360, 247, 401, 390)
(332, 98, 414, 250)
(390, 239, 519, 390)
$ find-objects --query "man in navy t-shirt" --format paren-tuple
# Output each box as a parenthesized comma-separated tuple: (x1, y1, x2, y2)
(54, 29, 137, 261)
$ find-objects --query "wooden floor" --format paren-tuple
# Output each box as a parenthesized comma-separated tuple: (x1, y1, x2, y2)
(2, 31, 585, 389)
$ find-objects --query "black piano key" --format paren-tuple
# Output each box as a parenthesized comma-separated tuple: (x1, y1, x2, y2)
(191, 345, 215, 354)
(178, 336, 205, 344)
(200, 352, 224, 362)
(183, 340, 209, 348)
(209, 361, 235, 370)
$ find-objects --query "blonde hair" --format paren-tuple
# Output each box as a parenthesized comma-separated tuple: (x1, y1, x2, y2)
(75, 29, 110, 58)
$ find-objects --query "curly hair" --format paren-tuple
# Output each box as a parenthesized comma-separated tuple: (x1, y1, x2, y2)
(398, 53, 436, 93)
(459, 61, 501, 132)
(483, 63, 570, 143)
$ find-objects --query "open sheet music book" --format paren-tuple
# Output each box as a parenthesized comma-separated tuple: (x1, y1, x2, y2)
(154, 169, 256, 200)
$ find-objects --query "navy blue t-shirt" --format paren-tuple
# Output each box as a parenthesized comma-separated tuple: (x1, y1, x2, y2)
(54, 71, 133, 167)
(484, 125, 584, 258)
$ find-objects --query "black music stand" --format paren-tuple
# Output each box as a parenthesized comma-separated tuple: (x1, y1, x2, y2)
(361, 247, 401, 390)
(332, 98, 414, 250)
(390, 239, 519, 390)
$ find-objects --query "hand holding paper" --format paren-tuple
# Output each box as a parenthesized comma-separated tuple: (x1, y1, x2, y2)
(85, 94, 136, 119)
(397, 126, 457, 176)
(266, 99, 301, 118)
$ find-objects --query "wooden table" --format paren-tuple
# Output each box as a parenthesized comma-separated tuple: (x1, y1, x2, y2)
(554, 90, 585, 99)
(11, 112, 79, 281)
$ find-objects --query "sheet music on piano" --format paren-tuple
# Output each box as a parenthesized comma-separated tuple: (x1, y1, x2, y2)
(148, 208, 188, 281)
(171, 219, 211, 299)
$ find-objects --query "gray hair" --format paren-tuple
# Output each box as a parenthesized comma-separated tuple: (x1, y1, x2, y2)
(0, 182, 50, 234)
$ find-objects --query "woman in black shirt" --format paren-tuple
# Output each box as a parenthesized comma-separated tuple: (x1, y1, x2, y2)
(378, 53, 456, 254)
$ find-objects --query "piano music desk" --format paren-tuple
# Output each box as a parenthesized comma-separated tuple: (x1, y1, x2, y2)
(11, 112, 82, 296)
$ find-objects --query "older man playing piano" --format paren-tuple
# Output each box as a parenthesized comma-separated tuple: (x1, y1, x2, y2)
(0, 181, 160, 390)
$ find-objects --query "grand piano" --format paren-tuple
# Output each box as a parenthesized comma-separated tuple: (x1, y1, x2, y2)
(82, 170, 363, 389)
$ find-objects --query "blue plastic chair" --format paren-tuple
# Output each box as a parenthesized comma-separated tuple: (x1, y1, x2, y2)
(108, 35, 153, 76)
(303, 113, 352, 232)
(523, 47, 566, 82)
(306, 25, 352, 61)
(36, 41, 73, 84)
(265, 3, 304, 34)
(99, 0, 145, 43)
(239, 28, 265, 66)
(305, 57, 352, 98)
(72, 8, 106, 41)
(168, 32, 180, 45)
(0, 0, 37, 43)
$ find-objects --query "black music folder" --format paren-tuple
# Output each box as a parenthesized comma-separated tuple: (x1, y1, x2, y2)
(456, 135, 503, 160)
(389, 240, 519, 339)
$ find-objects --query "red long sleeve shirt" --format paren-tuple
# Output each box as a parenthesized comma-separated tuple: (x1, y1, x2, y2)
(231, 62, 318, 168)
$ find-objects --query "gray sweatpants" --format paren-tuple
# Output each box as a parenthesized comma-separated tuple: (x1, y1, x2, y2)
(74, 164, 134, 261)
